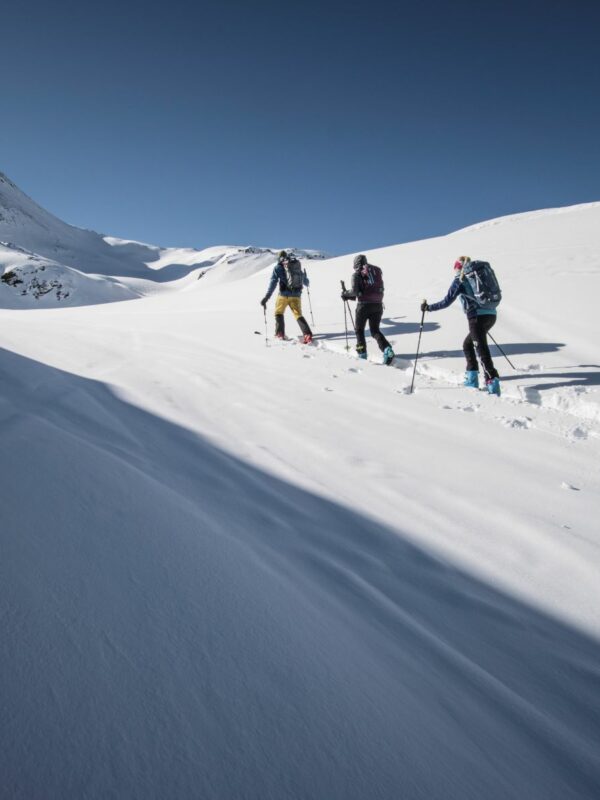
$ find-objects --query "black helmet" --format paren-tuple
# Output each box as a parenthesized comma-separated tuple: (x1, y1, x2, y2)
(353, 254, 367, 269)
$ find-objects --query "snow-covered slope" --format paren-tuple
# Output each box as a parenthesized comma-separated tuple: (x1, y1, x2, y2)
(0, 172, 326, 306)
(1, 196, 599, 799)
(0, 171, 150, 278)
(0, 242, 140, 307)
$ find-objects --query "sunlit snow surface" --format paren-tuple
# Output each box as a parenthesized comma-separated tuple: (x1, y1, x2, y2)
(1, 174, 599, 799)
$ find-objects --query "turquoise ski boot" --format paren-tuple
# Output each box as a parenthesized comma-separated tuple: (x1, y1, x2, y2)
(486, 377, 501, 396)
(464, 370, 479, 389)
(383, 346, 395, 365)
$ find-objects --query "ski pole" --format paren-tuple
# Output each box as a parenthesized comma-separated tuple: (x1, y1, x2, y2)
(488, 332, 516, 370)
(340, 281, 356, 331)
(340, 280, 357, 351)
(340, 280, 349, 349)
(409, 306, 426, 394)
(304, 269, 315, 328)
(263, 305, 269, 347)
(345, 299, 356, 333)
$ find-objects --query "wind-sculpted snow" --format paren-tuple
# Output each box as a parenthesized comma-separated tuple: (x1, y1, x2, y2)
(1, 179, 600, 798)
(1, 349, 599, 800)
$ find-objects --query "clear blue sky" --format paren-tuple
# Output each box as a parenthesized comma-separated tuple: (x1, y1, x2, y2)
(2, 0, 599, 254)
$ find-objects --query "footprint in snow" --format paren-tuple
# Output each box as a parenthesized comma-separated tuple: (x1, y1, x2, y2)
(569, 426, 589, 441)
(561, 482, 580, 491)
(440, 403, 480, 412)
(500, 416, 532, 429)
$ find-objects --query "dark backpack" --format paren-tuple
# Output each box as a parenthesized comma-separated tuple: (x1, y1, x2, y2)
(358, 264, 384, 299)
(283, 258, 304, 291)
(461, 260, 502, 310)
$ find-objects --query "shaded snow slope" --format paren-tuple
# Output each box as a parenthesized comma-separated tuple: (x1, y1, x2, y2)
(1, 199, 599, 799)
(1, 347, 599, 800)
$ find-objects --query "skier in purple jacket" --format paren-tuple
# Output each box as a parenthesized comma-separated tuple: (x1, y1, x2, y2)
(341, 254, 395, 364)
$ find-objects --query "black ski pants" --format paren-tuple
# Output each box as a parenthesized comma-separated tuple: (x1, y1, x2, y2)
(355, 302, 390, 354)
(463, 314, 499, 380)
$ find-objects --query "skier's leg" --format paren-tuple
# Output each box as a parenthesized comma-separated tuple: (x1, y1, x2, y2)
(355, 304, 368, 356)
(367, 305, 391, 351)
(289, 298, 313, 337)
(473, 315, 499, 381)
(274, 295, 288, 338)
(463, 324, 478, 372)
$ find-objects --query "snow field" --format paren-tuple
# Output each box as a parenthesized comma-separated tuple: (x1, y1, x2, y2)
(1, 188, 599, 798)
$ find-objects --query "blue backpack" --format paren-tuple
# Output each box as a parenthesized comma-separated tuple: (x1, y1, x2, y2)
(462, 260, 502, 310)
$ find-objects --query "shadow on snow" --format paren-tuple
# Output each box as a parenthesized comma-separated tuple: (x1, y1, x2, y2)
(1, 347, 599, 800)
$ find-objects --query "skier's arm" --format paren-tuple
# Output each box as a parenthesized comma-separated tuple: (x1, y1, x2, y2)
(340, 274, 356, 301)
(427, 277, 462, 311)
(342, 270, 361, 301)
(263, 268, 279, 302)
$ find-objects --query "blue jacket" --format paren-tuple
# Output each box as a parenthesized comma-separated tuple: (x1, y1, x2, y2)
(428, 275, 496, 320)
(264, 261, 309, 300)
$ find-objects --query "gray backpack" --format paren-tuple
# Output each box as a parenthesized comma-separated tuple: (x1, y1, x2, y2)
(284, 258, 304, 291)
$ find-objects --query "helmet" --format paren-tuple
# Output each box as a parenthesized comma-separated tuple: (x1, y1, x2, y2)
(353, 254, 367, 269)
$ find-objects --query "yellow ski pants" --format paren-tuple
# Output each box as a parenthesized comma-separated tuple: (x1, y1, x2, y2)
(274, 295, 303, 319)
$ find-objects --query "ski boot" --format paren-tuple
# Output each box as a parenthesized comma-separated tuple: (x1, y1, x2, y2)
(382, 346, 395, 365)
(303, 333, 313, 344)
(486, 377, 501, 396)
(463, 370, 479, 389)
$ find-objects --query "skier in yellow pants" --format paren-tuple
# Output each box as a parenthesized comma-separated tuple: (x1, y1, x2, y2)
(261, 250, 313, 342)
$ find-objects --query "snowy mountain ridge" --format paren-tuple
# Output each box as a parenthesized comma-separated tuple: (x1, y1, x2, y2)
(0, 172, 326, 305)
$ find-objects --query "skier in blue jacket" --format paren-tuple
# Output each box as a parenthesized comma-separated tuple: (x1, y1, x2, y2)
(261, 251, 313, 342)
(421, 256, 500, 395)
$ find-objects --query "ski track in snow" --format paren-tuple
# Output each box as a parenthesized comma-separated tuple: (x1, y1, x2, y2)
(1, 187, 600, 799)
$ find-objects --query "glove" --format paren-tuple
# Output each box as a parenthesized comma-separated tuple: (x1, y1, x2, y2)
(420, 300, 429, 312)
(260, 297, 268, 307)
